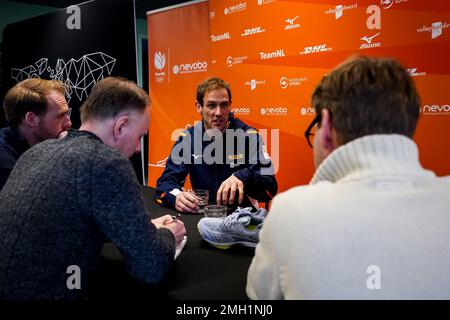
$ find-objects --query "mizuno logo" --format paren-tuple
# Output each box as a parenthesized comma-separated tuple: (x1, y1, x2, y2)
(285, 15, 299, 25)
(360, 32, 380, 43)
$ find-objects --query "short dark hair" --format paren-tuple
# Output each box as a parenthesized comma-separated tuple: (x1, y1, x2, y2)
(196, 77, 232, 106)
(80, 77, 149, 122)
(312, 56, 421, 145)
(3, 78, 66, 127)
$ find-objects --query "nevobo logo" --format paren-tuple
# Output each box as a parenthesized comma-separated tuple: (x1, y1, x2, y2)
(260, 107, 288, 116)
(232, 107, 251, 115)
(173, 60, 208, 74)
(421, 104, 450, 115)
(224, 2, 246, 15)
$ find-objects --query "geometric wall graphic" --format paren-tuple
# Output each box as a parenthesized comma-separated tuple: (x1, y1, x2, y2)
(11, 52, 116, 102)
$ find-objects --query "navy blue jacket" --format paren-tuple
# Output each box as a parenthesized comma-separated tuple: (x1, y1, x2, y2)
(0, 126, 30, 191)
(155, 114, 277, 209)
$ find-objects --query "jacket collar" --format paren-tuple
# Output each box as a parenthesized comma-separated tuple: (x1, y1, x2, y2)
(66, 128, 103, 142)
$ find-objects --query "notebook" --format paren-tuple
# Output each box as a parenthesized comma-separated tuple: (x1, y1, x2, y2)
(175, 236, 187, 260)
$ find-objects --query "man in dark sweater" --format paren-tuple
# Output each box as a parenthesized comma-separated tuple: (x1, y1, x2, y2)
(0, 77, 186, 300)
(0, 78, 72, 190)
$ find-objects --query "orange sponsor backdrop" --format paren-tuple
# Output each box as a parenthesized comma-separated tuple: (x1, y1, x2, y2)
(209, 0, 450, 192)
(147, 0, 211, 187)
(148, 0, 449, 193)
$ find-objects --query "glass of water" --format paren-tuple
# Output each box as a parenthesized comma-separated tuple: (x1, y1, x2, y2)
(190, 189, 209, 214)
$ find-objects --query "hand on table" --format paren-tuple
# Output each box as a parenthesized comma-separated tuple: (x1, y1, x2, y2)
(152, 214, 186, 246)
(217, 174, 244, 206)
(175, 191, 200, 213)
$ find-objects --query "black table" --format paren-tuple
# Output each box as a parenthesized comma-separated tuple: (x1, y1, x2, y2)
(95, 187, 254, 300)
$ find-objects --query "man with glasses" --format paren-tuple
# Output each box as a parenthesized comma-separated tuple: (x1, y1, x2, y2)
(247, 56, 450, 299)
(155, 77, 278, 213)
(0, 78, 72, 190)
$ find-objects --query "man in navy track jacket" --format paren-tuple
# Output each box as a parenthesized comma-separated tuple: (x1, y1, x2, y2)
(155, 77, 277, 213)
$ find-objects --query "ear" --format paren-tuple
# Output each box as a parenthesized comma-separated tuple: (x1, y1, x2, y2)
(195, 100, 202, 114)
(24, 112, 40, 128)
(318, 109, 336, 153)
(112, 115, 129, 141)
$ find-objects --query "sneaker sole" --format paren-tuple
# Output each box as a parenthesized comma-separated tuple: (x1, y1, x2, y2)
(203, 238, 257, 249)
(197, 226, 257, 249)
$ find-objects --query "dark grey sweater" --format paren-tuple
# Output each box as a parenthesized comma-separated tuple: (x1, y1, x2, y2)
(0, 129, 175, 300)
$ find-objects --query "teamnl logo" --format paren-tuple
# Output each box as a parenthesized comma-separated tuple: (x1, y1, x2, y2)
(231, 107, 251, 115)
(260, 106, 288, 116)
(260, 49, 286, 60)
(173, 60, 208, 75)
(211, 32, 231, 42)
(360, 32, 382, 50)
(325, 3, 357, 20)
(224, 2, 247, 15)
(226, 55, 248, 67)
(417, 21, 449, 40)
(241, 26, 266, 37)
(421, 104, 450, 116)
(300, 44, 332, 55)
(244, 79, 266, 91)
(153, 51, 167, 84)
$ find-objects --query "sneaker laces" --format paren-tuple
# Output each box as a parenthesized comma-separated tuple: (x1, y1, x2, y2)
(233, 207, 253, 214)
(220, 213, 241, 232)
(220, 210, 253, 232)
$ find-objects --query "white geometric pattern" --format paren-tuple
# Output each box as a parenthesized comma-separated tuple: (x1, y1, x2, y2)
(11, 52, 116, 102)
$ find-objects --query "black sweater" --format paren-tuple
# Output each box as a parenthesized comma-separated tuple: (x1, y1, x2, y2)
(0, 129, 175, 300)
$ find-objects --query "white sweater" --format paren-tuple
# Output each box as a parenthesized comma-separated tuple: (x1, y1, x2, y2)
(246, 134, 450, 299)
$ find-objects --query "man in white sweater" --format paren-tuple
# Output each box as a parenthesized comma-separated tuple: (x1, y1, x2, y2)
(246, 56, 450, 299)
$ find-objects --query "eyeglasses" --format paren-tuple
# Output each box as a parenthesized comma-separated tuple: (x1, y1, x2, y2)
(304, 110, 333, 148)
(304, 113, 320, 148)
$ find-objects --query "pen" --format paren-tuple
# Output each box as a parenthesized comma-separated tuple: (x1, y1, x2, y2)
(171, 214, 181, 222)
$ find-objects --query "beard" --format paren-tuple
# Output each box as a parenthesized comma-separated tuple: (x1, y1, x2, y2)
(33, 120, 59, 143)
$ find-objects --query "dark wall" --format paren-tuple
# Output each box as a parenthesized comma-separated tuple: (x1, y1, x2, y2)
(1, 0, 137, 129)
(1, 0, 144, 183)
